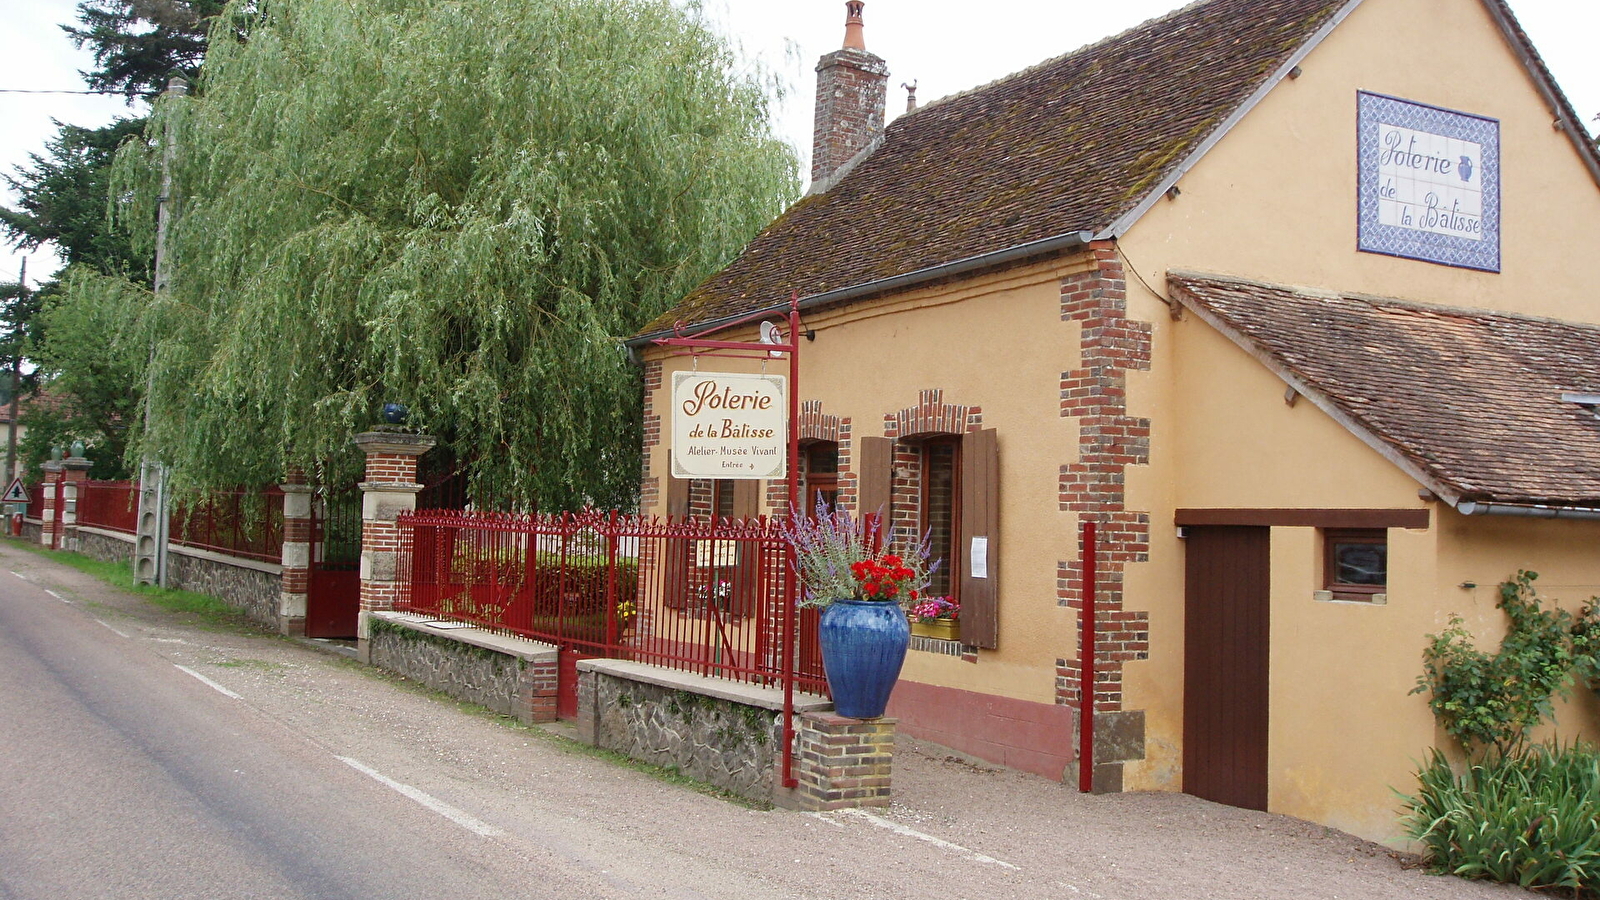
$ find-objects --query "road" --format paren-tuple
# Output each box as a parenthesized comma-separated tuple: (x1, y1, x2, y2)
(0, 541, 1527, 900)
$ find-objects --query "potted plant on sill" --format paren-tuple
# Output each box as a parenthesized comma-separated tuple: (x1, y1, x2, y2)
(786, 499, 936, 718)
(910, 597, 960, 642)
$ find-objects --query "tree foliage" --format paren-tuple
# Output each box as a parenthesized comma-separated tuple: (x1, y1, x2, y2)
(19, 268, 144, 479)
(110, 0, 797, 505)
(63, 0, 225, 100)
(1, 119, 152, 280)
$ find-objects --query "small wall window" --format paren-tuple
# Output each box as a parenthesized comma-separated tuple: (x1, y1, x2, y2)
(1323, 528, 1387, 599)
(802, 442, 839, 517)
(921, 437, 961, 598)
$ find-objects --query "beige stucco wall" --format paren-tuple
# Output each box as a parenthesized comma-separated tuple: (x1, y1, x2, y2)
(643, 260, 1088, 705)
(1120, 0, 1600, 323)
(1110, 0, 1600, 844)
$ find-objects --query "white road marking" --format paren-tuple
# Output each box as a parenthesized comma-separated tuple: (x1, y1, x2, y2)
(96, 620, 130, 638)
(175, 665, 243, 700)
(44, 589, 67, 602)
(336, 756, 505, 838)
(9, 570, 28, 580)
(826, 808, 1020, 870)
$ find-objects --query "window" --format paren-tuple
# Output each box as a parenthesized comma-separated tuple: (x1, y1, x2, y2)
(1323, 529, 1387, 599)
(711, 479, 736, 520)
(802, 442, 839, 516)
(921, 437, 960, 598)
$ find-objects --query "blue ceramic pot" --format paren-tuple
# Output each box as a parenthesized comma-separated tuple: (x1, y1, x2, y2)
(819, 598, 911, 718)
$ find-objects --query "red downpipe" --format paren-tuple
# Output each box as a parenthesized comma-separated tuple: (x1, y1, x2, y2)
(1078, 521, 1097, 793)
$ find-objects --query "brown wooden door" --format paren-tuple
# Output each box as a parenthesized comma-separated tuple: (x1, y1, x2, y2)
(1183, 526, 1270, 811)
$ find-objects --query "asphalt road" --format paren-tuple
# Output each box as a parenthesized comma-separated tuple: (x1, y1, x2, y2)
(0, 542, 1530, 900)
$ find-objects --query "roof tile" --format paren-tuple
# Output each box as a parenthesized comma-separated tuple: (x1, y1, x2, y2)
(641, 0, 1349, 336)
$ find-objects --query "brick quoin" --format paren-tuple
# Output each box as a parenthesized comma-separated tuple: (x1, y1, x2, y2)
(1057, 241, 1152, 715)
(640, 359, 663, 514)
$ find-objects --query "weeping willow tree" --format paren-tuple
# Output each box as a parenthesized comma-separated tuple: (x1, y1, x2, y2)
(107, 0, 797, 507)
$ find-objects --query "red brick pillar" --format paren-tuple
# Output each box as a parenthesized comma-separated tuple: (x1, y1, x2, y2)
(278, 469, 312, 636)
(58, 455, 92, 552)
(353, 430, 435, 662)
(39, 460, 62, 548)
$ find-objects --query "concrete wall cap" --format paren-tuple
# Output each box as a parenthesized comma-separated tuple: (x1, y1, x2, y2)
(352, 431, 437, 455)
(578, 658, 832, 712)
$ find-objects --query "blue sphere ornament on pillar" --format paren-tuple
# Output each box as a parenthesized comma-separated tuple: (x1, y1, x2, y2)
(381, 403, 409, 425)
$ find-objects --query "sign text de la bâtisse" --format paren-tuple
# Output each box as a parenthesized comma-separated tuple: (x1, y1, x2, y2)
(671, 371, 787, 480)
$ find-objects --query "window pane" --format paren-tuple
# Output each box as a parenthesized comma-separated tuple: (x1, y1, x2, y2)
(1333, 541, 1386, 586)
(924, 441, 958, 597)
(807, 443, 839, 474)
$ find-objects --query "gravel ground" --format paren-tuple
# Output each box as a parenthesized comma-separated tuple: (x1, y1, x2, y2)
(2, 540, 1538, 900)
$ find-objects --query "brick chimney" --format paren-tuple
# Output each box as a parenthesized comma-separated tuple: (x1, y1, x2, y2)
(811, 1, 889, 188)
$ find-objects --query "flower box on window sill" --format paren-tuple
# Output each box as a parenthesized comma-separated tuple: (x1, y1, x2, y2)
(911, 618, 960, 641)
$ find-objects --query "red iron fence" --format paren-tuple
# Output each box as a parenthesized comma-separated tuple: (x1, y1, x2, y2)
(76, 480, 139, 533)
(170, 486, 285, 563)
(397, 508, 827, 695)
(77, 479, 285, 563)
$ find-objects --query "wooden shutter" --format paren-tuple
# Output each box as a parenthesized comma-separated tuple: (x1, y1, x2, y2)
(664, 476, 691, 608)
(730, 480, 761, 616)
(959, 428, 999, 648)
(856, 436, 892, 522)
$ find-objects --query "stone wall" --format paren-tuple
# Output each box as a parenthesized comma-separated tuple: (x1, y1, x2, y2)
(165, 548, 280, 629)
(76, 528, 134, 563)
(582, 669, 782, 802)
(21, 519, 41, 543)
(366, 614, 557, 723)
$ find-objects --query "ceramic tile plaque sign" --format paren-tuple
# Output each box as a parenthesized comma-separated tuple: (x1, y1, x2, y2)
(671, 371, 787, 479)
(1357, 91, 1500, 272)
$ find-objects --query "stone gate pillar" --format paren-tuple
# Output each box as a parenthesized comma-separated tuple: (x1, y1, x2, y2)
(353, 430, 434, 662)
(38, 460, 62, 548)
(58, 454, 92, 552)
(278, 469, 313, 636)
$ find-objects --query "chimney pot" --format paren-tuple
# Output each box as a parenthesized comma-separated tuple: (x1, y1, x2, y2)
(843, 1, 867, 50)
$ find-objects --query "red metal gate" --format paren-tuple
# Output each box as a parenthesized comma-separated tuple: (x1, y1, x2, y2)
(305, 485, 362, 639)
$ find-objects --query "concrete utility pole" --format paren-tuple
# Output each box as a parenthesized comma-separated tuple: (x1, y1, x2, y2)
(7, 257, 24, 485)
(135, 74, 188, 587)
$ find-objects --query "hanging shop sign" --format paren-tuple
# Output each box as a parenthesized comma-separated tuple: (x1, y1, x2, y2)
(1357, 91, 1500, 272)
(671, 370, 787, 479)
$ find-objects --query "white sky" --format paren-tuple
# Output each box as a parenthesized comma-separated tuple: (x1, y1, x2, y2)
(2, 0, 1596, 288)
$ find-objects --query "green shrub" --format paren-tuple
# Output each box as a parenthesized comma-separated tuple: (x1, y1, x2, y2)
(1404, 744, 1600, 895)
(1414, 571, 1600, 757)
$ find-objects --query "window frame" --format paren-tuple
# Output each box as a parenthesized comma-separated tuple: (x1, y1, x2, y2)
(919, 435, 962, 601)
(1322, 527, 1387, 599)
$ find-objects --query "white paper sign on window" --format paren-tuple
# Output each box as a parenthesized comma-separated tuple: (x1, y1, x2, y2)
(671, 370, 787, 480)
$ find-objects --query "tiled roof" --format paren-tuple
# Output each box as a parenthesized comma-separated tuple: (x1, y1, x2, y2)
(1169, 271, 1600, 508)
(639, 0, 1351, 337)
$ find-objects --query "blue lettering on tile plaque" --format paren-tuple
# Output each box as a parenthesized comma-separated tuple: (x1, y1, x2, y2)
(1357, 91, 1500, 272)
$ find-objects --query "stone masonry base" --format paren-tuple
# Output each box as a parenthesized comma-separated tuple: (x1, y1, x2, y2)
(366, 612, 558, 724)
(577, 659, 895, 811)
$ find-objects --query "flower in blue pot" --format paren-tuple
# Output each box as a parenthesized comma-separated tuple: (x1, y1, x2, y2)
(786, 498, 937, 718)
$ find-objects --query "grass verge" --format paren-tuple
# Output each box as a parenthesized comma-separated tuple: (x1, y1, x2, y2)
(4, 537, 267, 630)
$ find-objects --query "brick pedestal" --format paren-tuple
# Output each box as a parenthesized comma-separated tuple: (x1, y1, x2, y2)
(786, 711, 895, 810)
(353, 430, 435, 662)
